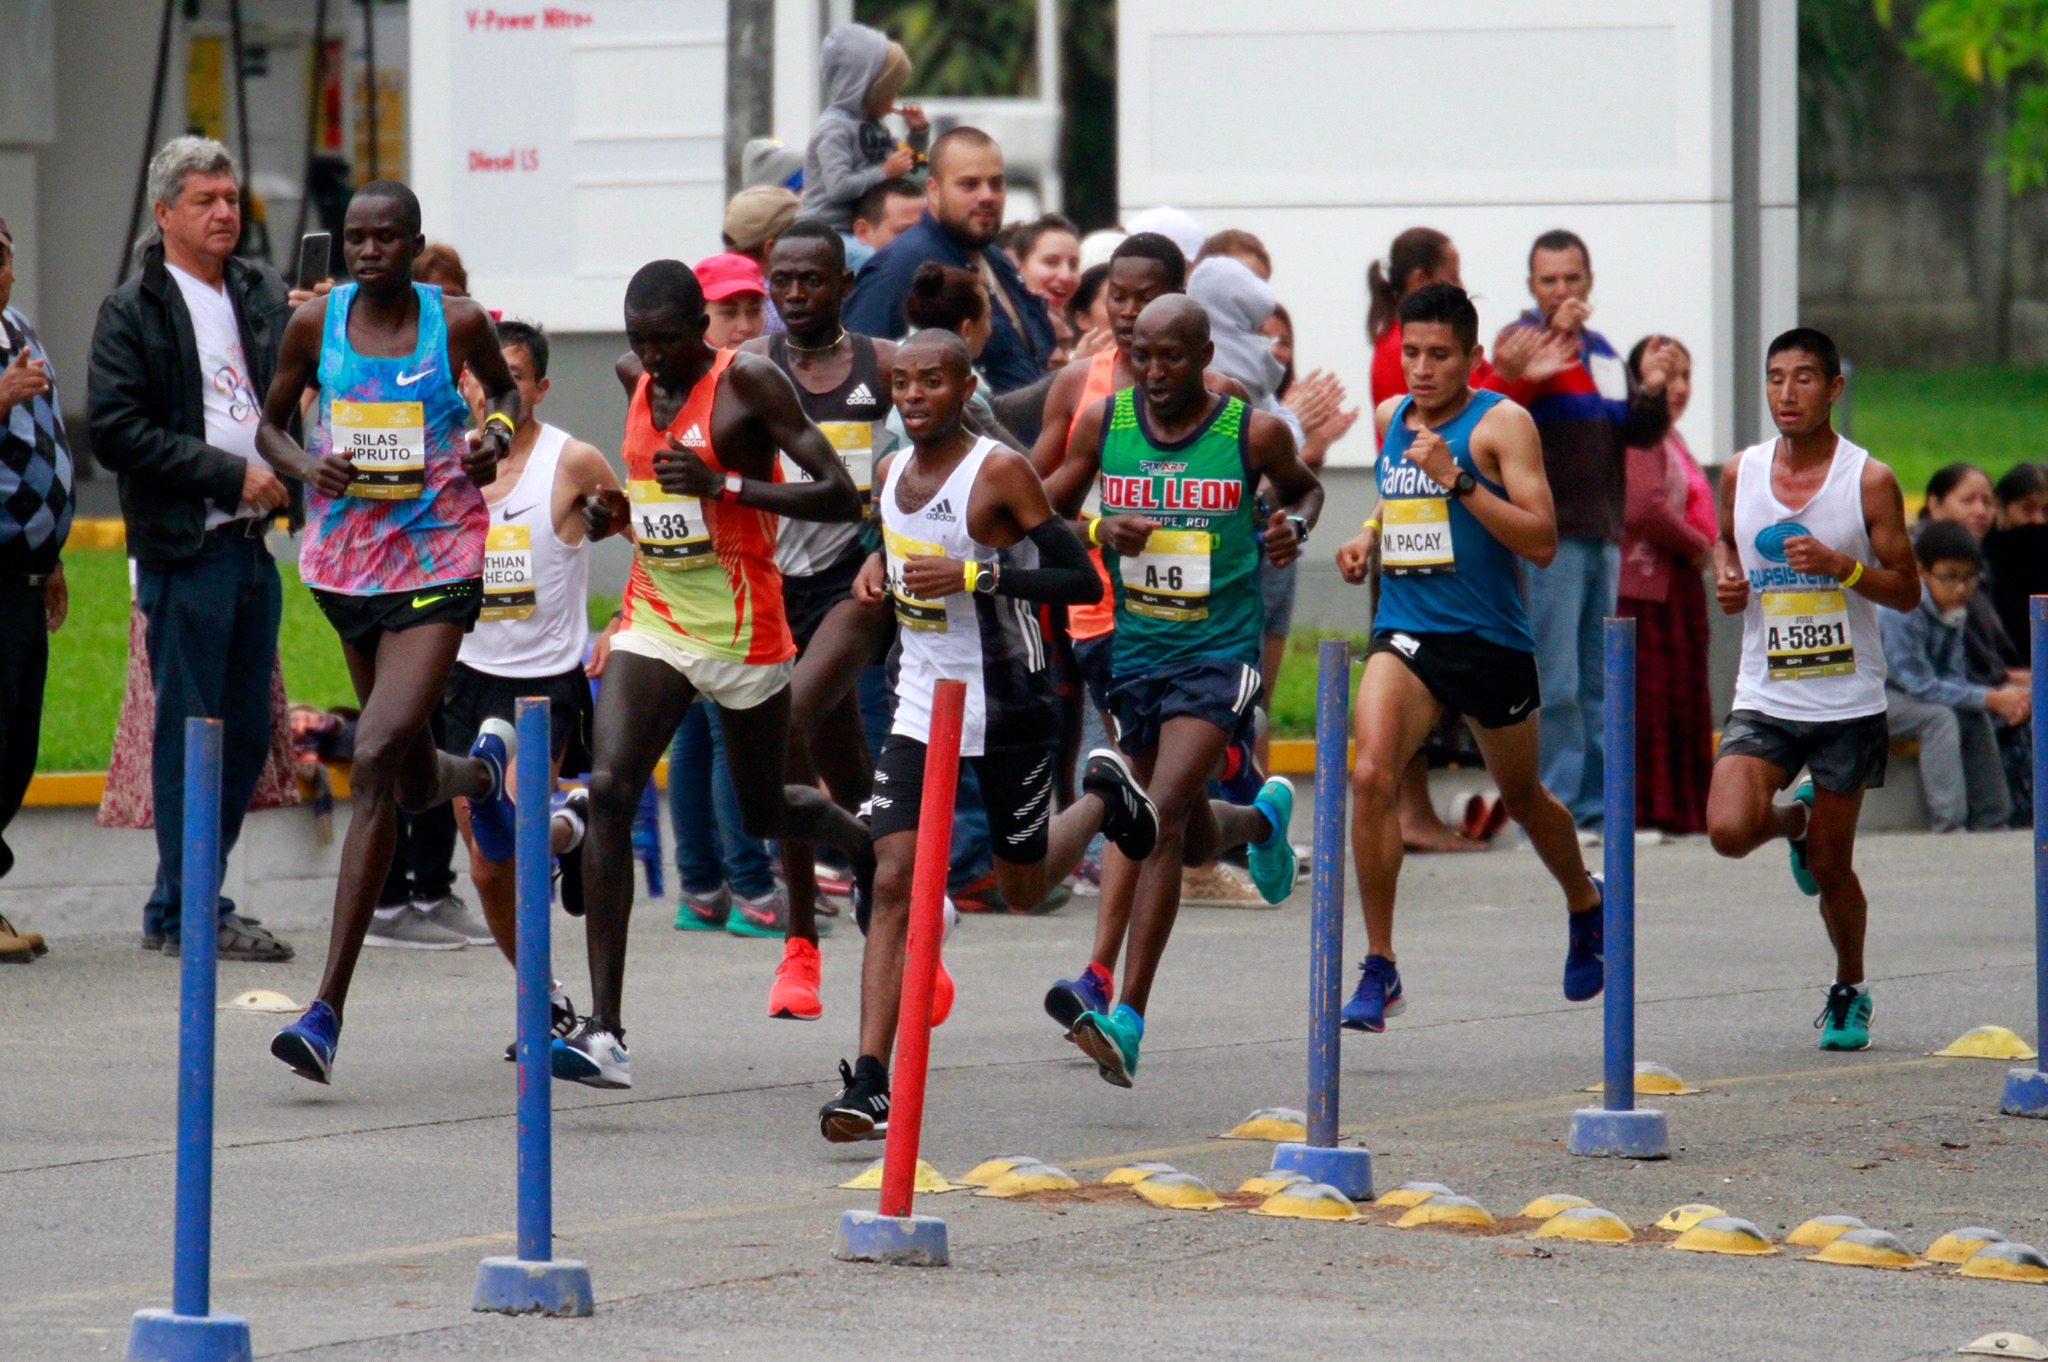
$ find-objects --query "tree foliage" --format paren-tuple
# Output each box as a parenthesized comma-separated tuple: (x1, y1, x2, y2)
(1877, 0, 2048, 191)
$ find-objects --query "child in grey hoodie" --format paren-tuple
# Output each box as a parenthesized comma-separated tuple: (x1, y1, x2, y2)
(799, 24, 928, 232)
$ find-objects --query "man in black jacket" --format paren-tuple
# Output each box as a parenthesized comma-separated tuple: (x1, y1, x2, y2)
(87, 136, 296, 961)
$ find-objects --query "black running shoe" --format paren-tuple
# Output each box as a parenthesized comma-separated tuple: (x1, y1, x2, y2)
(554, 788, 589, 917)
(819, 1056, 890, 1142)
(505, 991, 579, 1061)
(1083, 747, 1159, 861)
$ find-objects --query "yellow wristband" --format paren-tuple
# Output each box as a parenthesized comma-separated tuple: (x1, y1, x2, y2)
(1841, 561, 1864, 589)
(1086, 515, 1103, 546)
(485, 411, 516, 435)
(1362, 518, 1381, 535)
(962, 561, 978, 593)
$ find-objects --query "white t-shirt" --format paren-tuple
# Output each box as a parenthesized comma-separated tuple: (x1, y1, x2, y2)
(167, 262, 262, 528)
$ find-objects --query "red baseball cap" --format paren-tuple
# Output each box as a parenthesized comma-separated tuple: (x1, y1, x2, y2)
(695, 252, 766, 302)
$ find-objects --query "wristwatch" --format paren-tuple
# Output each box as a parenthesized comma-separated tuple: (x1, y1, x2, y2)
(1286, 514, 1310, 546)
(721, 471, 744, 503)
(1449, 470, 1477, 500)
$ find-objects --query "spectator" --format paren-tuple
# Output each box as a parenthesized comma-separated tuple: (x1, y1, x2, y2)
(1985, 462, 2048, 653)
(848, 177, 924, 271)
(1011, 213, 1081, 368)
(414, 242, 469, 296)
(882, 263, 1018, 450)
(1483, 229, 1676, 836)
(696, 252, 769, 350)
(1077, 228, 1125, 273)
(723, 185, 800, 335)
(845, 127, 1054, 394)
(798, 24, 928, 234)
(1881, 522, 2028, 832)
(1199, 228, 1272, 280)
(0, 214, 72, 961)
(87, 136, 295, 961)
(1617, 335, 1715, 837)
(1068, 262, 1112, 347)
(1125, 206, 1204, 266)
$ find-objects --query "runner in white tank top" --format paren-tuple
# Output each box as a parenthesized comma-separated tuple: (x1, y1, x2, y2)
(1705, 329, 1920, 1056)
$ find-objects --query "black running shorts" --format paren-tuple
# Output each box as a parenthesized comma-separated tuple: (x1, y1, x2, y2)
(1716, 708, 1889, 794)
(439, 661, 594, 776)
(312, 577, 483, 649)
(1369, 629, 1540, 730)
(868, 734, 1056, 865)
(783, 542, 868, 652)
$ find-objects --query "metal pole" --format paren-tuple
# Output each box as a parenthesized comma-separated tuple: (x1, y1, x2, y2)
(724, 0, 776, 198)
(292, 0, 330, 248)
(360, 0, 378, 181)
(513, 698, 551, 1263)
(2034, 598, 2047, 1056)
(1603, 617, 1637, 1112)
(172, 718, 224, 1319)
(879, 679, 966, 1220)
(1306, 638, 1350, 1147)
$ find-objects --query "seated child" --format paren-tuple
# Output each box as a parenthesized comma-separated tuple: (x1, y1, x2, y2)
(799, 24, 928, 234)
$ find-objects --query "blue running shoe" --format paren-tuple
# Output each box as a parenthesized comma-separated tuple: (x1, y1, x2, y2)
(1072, 1004, 1143, 1088)
(1787, 781, 1820, 897)
(1563, 874, 1605, 1002)
(467, 718, 519, 863)
(271, 1000, 340, 1084)
(1341, 955, 1406, 1033)
(1044, 965, 1112, 1036)
(1247, 777, 1299, 904)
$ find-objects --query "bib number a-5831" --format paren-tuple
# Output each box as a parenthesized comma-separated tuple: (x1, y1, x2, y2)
(1763, 589, 1855, 680)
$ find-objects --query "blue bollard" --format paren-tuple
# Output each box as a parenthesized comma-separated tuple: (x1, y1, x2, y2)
(2001, 598, 2048, 1118)
(127, 719, 251, 1362)
(1568, 619, 1670, 1158)
(1274, 638, 1374, 1200)
(475, 698, 594, 1315)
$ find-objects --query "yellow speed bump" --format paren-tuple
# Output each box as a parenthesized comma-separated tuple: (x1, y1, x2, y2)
(1250, 1182, 1363, 1222)
(837, 1157, 959, 1193)
(1927, 1227, 2009, 1264)
(1811, 1228, 1926, 1270)
(1239, 1170, 1312, 1197)
(1533, 1206, 1633, 1244)
(1784, 1215, 1868, 1249)
(1519, 1193, 1593, 1220)
(1930, 1026, 2038, 1060)
(1959, 1333, 2048, 1359)
(1655, 1203, 1728, 1232)
(1102, 1161, 1178, 1186)
(222, 989, 303, 1014)
(961, 1154, 1038, 1188)
(1222, 1107, 1308, 1141)
(1394, 1195, 1496, 1229)
(1132, 1172, 1225, 1211)
(1580, 1061, 1702, 1096)
(1379, 1181, 1456, 1209)
(977, 1163, 1079, 1198)
(1959, 1241, 2048, 1283)
(1670, 1217, 1779, 1256)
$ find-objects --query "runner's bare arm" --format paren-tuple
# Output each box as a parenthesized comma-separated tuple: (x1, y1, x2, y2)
(1042, 391, 1105, 516)
(1781, 460, 1918, 612)
(614, 351, 643, 398)
(1334, 395, 1405, 584)
(558, 438, 623, 545)
(1057, 397, 1161, 556)
(1447, 398, 1557, 566)
(447, 298, 522, 482)
(1712, 456, 1747, 614)
(1027, 360, 1089, 478)
(256, 298, 354, 497)
(1246, 408, 1323, 570)
(650, 355, 860, 522)
(901, 450, 1101, 604)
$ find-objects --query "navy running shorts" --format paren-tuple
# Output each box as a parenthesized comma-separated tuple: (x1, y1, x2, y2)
(1105, 656, 1263, 757)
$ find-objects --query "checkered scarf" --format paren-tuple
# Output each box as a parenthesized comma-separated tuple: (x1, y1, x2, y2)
(0, 306, 74, 567)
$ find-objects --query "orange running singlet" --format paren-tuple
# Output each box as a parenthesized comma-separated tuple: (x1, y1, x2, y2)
(1068, 347, 1121, 643)
(621, 350, 795, 665)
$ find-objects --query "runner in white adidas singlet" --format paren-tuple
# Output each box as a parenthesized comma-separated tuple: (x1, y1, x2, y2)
(1705, 327, 1919, 1054)
(815, 328, 1160, 1144)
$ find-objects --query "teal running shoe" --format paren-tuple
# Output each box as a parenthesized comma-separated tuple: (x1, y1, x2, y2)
(1073, 1004, 1144, 1088)
(1247, 777, 1299, 904)
(1815, 982, 1873, 1051)
(1787, 781, 1820, 897)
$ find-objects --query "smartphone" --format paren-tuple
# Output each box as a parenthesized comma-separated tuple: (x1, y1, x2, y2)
(296, 232, 332, 290)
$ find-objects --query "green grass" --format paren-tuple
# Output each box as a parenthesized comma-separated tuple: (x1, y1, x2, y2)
(37, 547, 618, 771)
(1268, 628, 1370, 738)
(1852, 366, 2048, 500)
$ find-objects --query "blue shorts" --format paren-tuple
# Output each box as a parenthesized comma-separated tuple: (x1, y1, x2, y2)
(1106, 656, 1262, 757)
(1073, 632, 1115, 715)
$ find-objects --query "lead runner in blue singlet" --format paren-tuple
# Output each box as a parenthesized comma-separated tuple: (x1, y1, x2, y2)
(1331, 283, 1606, 1034)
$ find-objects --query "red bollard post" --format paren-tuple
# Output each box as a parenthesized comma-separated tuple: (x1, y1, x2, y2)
(834, 678, 964, 1266)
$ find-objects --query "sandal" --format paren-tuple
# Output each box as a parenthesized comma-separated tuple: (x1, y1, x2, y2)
(165, 913, 295, 962)
(0, 914, 47, 957)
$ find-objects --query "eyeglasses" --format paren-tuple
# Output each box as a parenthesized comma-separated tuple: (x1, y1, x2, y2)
(1928, 567, 1980, 586)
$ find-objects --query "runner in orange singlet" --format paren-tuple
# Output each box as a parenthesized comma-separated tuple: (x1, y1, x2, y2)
(553, 259, 874, 1090)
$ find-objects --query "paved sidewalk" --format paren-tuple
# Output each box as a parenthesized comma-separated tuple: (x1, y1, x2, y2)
(3, 830, 2044, 1360)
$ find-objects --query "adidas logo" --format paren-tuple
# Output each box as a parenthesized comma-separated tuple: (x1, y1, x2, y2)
(846, 383, 877, 407)
(928, 497, 957, 523)
(678, 423, 707, 448)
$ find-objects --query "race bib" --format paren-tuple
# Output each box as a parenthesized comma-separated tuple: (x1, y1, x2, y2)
(884, 524, 949, 632)
(629, 479, 715, 571)
(480, 523, 535, 621)
(1381, 498, 1455, 576)
(333, 400, 425, 499)
(1763, 589, 1855, 680)
(788, 421, 877, 503)
(1119, 529, 1212, 621)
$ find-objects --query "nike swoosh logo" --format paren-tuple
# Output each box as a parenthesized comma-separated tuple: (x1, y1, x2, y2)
(395, 367, 435, 385)
(1509, 698, 1534, 716)
(411, 593, 448, 608)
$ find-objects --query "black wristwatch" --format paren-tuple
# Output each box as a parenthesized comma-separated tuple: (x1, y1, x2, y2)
(1286, 514, 1310, 546)
(1449, 470, 1477, 500)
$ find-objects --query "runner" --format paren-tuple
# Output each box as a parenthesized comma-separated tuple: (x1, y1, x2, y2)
(554, 259, 876, 1090)
(1704, 327, 1918, 1051)
(1330, 283, 1604, 1034)
(257, 180, 526, 1083)
(446, 318, 622, 1056)
(1029, 233, 1256, 1009)
(1037, 295, 1320, 1088)
(815, 328, 1158, 1140)
(740, 219, 899, 1021)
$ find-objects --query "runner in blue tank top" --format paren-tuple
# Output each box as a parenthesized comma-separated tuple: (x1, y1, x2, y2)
(1331, 284, 1606, 1033)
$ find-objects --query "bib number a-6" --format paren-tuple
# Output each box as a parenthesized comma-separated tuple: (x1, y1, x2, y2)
(1120, 529, 1211, 621)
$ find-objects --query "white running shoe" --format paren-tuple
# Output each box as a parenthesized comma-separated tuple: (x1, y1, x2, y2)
(418, 892, 494, 946)
(365, 907, 468, 950)
(551, 1017, 631, 1089)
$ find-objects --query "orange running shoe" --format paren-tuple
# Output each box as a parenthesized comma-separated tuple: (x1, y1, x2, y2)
(931, 954, 955, 1028)
(769, 937, 823, 1020)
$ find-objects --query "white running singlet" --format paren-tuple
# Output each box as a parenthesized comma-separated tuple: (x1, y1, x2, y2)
(459, 424, 592, 678)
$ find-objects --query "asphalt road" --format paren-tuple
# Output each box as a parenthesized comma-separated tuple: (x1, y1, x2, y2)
(5, 828, 2046, 1360)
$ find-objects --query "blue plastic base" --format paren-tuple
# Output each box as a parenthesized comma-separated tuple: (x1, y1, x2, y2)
(2001, 1068, 2048, 1118)
(1271, 1142, 1374, 1201)
(125, 1309, 252, 1362)
(1567, 1106, 1670, 1159)
(833, 1209, 950, 1266)
(471, 1256, 594, 1316)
